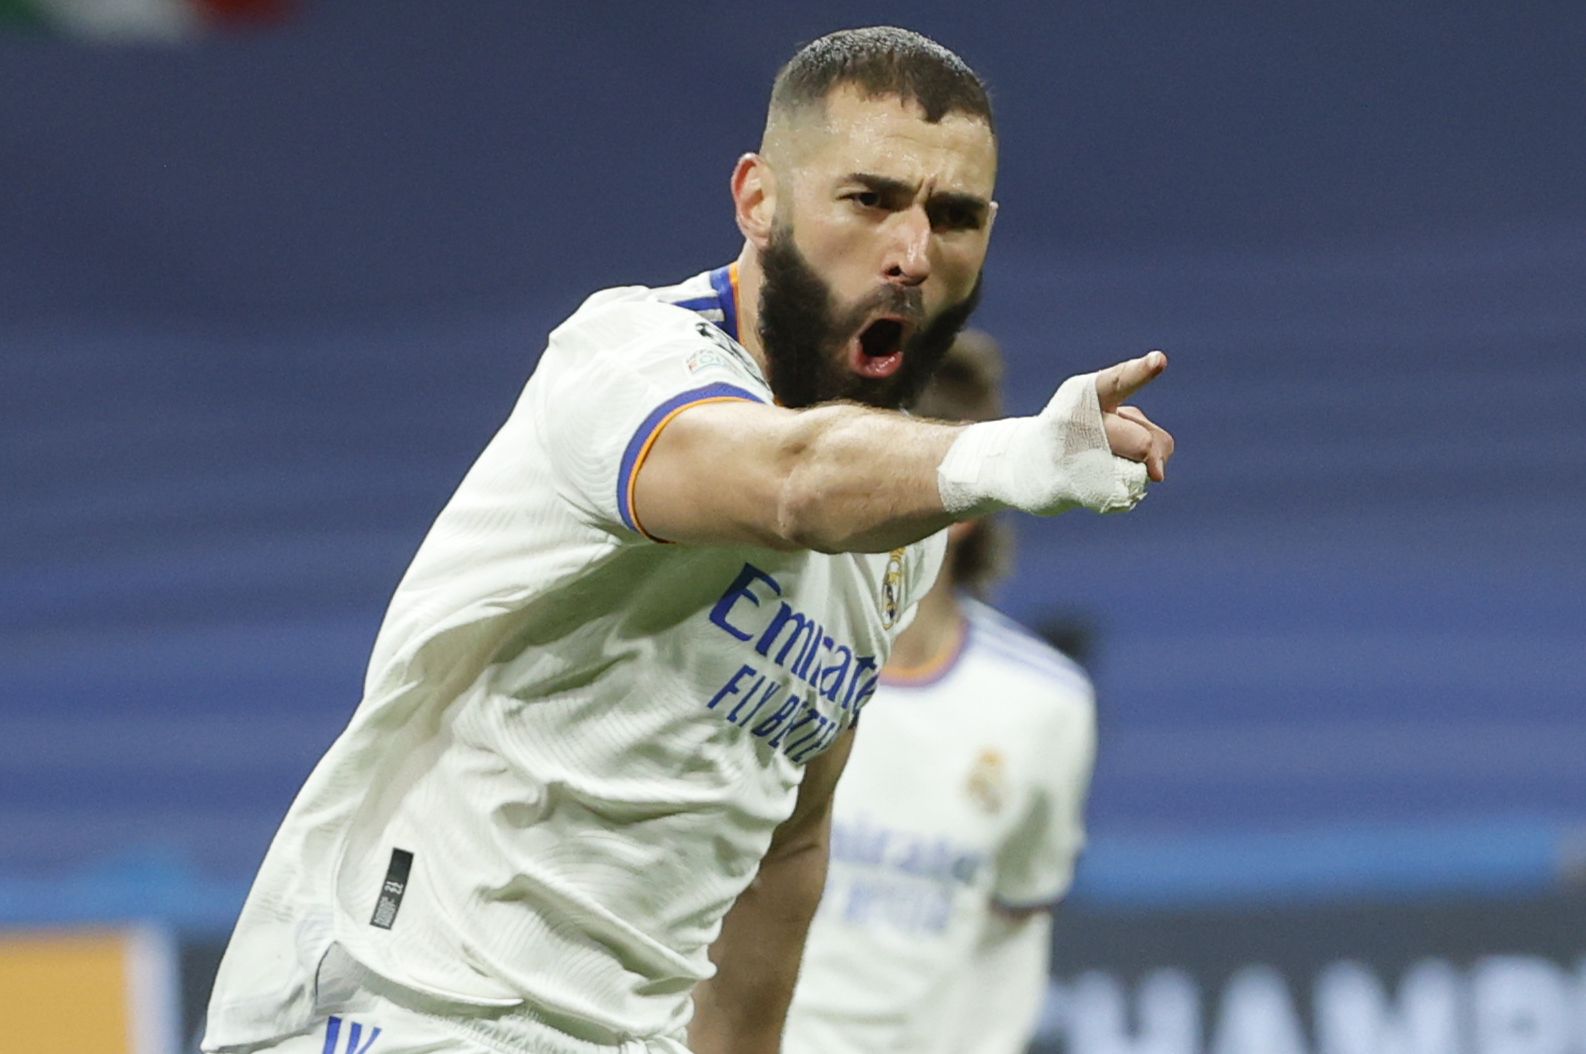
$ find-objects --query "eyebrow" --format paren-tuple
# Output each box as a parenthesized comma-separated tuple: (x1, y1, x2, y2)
(843, 172, 991, 218)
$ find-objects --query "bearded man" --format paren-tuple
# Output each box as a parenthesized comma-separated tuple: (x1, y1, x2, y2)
(203, 25, 1173, 1054)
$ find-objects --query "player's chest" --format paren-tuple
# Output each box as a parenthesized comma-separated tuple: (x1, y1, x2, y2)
(641, 547, 920, 763)
(842, 680, 1036, 841)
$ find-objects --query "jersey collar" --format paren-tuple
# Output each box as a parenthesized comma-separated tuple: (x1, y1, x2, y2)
(706, 263, 742, 345)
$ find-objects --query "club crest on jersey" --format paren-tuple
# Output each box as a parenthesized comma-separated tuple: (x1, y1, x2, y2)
(880, 548, 906, 629)
(966, 748, 1008, 814)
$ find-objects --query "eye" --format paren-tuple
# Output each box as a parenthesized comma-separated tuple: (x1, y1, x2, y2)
(845, 190, 883, 210)
(930, 203, 982, 232)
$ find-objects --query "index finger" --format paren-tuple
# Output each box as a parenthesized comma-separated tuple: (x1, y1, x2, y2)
(1094, 350, 1168, 410)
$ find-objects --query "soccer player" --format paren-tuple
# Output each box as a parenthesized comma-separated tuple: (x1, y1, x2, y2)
(782, 331, 1096, 1054)
(203, 26, 1173, 1054)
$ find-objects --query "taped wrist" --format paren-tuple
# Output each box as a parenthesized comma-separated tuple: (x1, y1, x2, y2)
(936, 373, 1150, 517)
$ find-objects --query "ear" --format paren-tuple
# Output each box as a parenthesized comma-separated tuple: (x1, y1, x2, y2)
(731, 153, 777, 249)
(985, 199, 1000, 237)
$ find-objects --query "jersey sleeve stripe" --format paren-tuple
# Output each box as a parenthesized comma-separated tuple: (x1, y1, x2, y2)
(617, 382, 765, 538)
(973, 635, 1093, 692)
(972, 620, 1068, 666)
(967, 603, 1090, 679)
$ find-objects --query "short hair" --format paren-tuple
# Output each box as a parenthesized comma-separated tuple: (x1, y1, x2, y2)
(768, 26, 995, 135)
(910, 330, 1012, 598)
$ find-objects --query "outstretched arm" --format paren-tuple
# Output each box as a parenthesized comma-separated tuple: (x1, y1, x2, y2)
(688, 728, 855, 1054)
(633, 352, 1173, 551)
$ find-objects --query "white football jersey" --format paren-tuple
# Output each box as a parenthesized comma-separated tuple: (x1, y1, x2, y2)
(203, 265, 945, 1051)
(783, 598, 1096, 1054)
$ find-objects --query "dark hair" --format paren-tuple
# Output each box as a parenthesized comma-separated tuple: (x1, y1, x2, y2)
(909, 330, 1012, 598)
(770, 26, 994, 134)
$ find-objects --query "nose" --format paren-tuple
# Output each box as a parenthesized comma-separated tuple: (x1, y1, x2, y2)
(882, 205, 932, 287)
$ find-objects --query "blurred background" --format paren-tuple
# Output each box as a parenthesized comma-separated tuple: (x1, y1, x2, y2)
(2, 1, 1583, 1051)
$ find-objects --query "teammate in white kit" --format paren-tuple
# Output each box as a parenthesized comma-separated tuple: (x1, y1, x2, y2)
(203, 26, 1173, 1054)
(783, 332, 1097, 1054)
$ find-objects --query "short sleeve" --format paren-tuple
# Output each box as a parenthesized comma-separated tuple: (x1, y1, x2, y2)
(992, 675, 1097, 909)
(532, 298, 770, 540)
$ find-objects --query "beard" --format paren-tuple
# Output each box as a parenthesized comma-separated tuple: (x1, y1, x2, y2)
(755, 225, 983, 410)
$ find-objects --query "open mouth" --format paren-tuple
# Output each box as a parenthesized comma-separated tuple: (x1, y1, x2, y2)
(849, 317, 908, 379)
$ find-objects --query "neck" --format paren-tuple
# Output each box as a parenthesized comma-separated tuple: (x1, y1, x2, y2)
(884, 577, 964, 677)
(732, 244, 770, 377)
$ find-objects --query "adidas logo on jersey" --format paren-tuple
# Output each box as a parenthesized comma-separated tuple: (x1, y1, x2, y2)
(322, 1015, 380, 1054)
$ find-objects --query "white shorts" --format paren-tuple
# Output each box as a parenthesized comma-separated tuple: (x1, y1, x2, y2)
(215, 945, 692, 1054)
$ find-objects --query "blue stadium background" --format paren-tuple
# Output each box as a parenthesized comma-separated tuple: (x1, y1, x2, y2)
(3, 0, 1584, 972)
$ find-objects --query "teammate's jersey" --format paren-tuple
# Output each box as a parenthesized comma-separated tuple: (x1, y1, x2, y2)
(203, 265, 945, 1051)
(783, 598, 1096, 1054)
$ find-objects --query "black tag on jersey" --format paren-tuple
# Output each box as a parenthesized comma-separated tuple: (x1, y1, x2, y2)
(369, 848, 413, 930)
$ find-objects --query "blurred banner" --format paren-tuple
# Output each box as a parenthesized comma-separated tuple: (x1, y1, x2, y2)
(1031, 893, 1586, 1054)
(0, 926, 179, 1054)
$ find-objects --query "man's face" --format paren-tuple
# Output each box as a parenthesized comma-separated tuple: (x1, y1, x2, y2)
(756, 87, 998, 409)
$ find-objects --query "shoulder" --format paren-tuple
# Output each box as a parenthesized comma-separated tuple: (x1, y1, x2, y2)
(961, 602, 1096, 793)
(543, 276, 767, 398)
(552, 282, 714, 352)
(961, 598, 1094, 706)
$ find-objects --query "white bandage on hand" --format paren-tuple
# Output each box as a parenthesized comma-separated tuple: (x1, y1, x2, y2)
(936, 372, 1150, 517)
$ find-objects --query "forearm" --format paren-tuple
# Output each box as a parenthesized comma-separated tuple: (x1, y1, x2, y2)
(689, 831, 829, 1053)
(773, 403, 964, 553)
